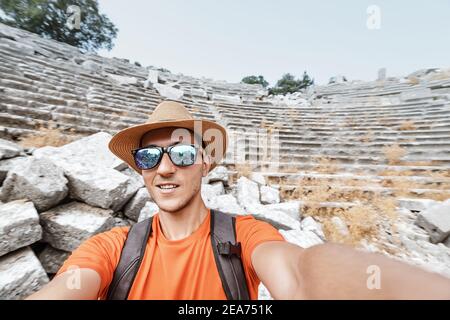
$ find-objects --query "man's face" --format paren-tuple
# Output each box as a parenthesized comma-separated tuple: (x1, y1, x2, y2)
(139, 127, 210, 213)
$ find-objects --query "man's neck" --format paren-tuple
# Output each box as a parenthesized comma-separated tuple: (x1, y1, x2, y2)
(157, 197, 209, 241)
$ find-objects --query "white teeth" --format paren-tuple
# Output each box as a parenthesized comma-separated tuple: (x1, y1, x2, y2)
(158, 184, 178, 189)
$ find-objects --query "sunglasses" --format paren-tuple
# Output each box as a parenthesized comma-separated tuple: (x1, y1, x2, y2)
(131, 144, 200, 170)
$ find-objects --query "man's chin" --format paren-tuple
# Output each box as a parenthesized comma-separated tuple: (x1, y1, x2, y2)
(154, 199, 186, 213)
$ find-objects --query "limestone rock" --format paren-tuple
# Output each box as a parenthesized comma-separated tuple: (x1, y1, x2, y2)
(251, 205, 301, 230)
(143, 69, 159, 88)
(189, 88, 207, 98)
(301, 216, 326, 241)
(262, 201, 301, 221)
(211, 94, 241, 104)
(203, 165, 229, 185)
(108, 74, 138, 86)
(40, 201, 115, 252)
(0, 156, 68, 211)
(260, 185, 280, 204)
(153, 83, 184, 100)
(120, 167, 145, 187)
(138, 201, 159, 222)
(236, 176, 260, 211)
(0, 199, 42, 257)
(250, 172, 266, 185)
(207, 194, 244, 215)
(66, 166, 139, 212)
(416, 200, 450, 243)
(280, 229, 324, 248)
(38, 245, 70, 274)
(124, 187, 152, 221)
(0, 247, 49, 300)
(201, 182, 225, 206)
(0, 138, 24, 160)
(81, 60, 102, 73)
(397, 198, 438, 212)
(33, 132, 125, 171)
(0, 156, 28, 186)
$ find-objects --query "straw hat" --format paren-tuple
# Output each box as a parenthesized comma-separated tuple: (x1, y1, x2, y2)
(108, 100, 228, 175)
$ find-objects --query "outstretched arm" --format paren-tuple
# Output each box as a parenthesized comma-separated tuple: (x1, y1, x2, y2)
(25, 268, 101, 300)
(251, 241, 450, 299)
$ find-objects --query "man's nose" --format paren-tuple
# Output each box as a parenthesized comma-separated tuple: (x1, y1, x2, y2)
(156, 153, 176, 175)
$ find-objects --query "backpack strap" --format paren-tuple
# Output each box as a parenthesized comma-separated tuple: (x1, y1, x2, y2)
(210, 209, 250, 300)
(106, 217, 153, 300)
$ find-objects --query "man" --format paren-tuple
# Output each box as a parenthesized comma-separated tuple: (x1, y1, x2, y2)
(27, 101, 450, 300)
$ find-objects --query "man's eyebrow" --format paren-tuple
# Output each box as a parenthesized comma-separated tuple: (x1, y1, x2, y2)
(141, 143, 158, 148)
(141, 141, 183, 148)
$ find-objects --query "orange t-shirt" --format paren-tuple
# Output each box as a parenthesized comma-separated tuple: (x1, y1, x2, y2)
(56, 209, 285, 300)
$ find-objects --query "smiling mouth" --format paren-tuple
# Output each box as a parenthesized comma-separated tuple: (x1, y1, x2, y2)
(156, 184, 180, 190)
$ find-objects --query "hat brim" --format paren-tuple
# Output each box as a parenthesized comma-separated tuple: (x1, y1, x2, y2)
(108, 119, 228, 175)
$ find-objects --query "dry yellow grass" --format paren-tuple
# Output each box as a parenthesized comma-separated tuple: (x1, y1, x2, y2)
(378, 169, 414, 176)
(402, 160, 434, 166)
(382, 144, 407, 165)
(18, 122, 78, 148)
(275, 159, 450, 245)
(279, 165, 301, 173)
(407, 76, 420, 85)
(314, 157, 338, 174)
(427, 170, 450, 178)
(234, 163, 253, 179)
(399, 120, 416, 131)
(275, 167, 408, 246)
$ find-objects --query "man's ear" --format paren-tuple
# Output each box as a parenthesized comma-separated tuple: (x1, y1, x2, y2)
(202, 152, 211, 177)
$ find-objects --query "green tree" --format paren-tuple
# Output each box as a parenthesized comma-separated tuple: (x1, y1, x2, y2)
(269, 71, 314, 95)
(241, 75, 269, 88)
(0, 0, 118, 52)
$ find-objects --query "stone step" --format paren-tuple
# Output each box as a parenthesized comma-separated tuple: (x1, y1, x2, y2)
(50, 112, 128, 132)
(240, 146, 450, 156)
(228, 148, 450, 162)
(0, 114, 101, 137)
(227, 149, 450, 164)
(227, 124, 450, 137)
(240, 171, 450, 190)
(233, 137, 450, 150)
(216, 100, 450, 114)
(226, 118, 450, 131)
(268, 184, 450, 201)
(217, 105, 450, 119)
(228, 129, 450, 141)
(223, 159, 450, 175)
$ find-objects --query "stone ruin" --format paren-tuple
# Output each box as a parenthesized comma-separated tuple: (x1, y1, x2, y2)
(0, 23, 449, 299)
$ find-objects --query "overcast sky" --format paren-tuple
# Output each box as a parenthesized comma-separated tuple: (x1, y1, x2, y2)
(97, 0, 450, 85)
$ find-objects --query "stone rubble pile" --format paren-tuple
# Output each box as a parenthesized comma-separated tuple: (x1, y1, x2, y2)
(1, 133, 450, 300)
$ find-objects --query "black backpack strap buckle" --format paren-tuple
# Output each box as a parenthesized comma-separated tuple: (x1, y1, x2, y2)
(217, 241, 242, 257)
